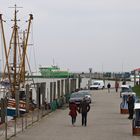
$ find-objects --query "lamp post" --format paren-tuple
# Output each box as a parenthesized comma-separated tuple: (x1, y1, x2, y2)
(89, 68, 92, 89)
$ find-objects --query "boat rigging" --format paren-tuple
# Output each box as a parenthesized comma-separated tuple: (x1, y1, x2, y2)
(0, 5, 33, 98)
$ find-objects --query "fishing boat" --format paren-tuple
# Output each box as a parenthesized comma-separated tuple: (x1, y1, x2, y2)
(0, 5, 34, 117)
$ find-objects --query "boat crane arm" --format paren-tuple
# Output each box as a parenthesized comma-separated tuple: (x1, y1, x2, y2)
(18, 14, 33, 87)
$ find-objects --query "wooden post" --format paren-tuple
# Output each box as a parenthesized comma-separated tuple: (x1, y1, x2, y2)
(4, 97, 7, 140)
(36, 83, 40, 109)
(73, 79, 76, 91)
(50, 82, 53, 103)
(0, 98, 5, 123)
(61, 80, 64, 97)
(53, 82, 56, 100)
(65, 78, 69, 94)
(65, 79, 67, 94)
(57, 80, 60, 99)
(15, 89, 19, 117)
(78, 74, 81, 89)
(40, 82, 46, 105)
(26, 84, 30, 112)
(70, 79, 73, 93)
(36, 83, 40, 121)
(14, 116, 17, 136)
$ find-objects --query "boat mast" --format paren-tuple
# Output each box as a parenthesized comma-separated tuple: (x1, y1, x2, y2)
(0, 14, 12, 85)
(18, 14, 33, 88)
(10, 5, 33, 97)
(12, 5, 18, 95)
(21, 31, 26, 85)
(0, 5, 33, 98)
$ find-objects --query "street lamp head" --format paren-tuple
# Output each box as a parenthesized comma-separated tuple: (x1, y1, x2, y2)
(89, 68, 92, 73)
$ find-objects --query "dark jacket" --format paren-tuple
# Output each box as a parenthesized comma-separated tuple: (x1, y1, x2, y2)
(127, 96, 135, 109)
(79, 100, 90, 114)
(107, 83, 111, 88)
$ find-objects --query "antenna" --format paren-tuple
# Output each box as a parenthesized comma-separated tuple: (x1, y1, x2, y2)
(8, 4, 23, 10)
(9, 4, 22, 22)
(53, 58, 55, 66)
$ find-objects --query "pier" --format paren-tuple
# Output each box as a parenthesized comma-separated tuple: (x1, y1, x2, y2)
(1, 88, 138, 140)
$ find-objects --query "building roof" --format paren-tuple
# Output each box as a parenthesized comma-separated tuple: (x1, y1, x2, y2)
(134, 68, 140, 71)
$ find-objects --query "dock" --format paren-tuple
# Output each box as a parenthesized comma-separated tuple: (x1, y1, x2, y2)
(7, 88, 139, 140)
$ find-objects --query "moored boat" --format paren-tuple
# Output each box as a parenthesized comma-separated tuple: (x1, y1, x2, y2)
(39, 65, 74, 78)
(0, 5, 34, 119)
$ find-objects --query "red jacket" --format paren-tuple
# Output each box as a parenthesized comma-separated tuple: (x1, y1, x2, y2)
(69, 103, 77, 117)
(115, 82, 119, 88)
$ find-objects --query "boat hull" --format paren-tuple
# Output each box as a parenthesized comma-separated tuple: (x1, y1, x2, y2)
(7, 107, 26, 117)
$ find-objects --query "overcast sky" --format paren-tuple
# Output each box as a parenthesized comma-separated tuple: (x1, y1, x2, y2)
(0, 0, 140, 73)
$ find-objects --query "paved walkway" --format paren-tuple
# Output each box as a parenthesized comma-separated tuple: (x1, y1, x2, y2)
(11, 89, 139, 140)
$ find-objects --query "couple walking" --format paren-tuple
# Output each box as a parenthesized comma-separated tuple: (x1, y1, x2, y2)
(69, 97, 90, 126)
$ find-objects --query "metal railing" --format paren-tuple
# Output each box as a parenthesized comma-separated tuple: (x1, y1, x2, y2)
(0, 95, 69, 140)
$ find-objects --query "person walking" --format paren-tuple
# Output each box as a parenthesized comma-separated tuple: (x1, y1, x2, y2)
(69, 101, 78, 126)
(127, 95, 135, 119)
(115, 81, 119, 92)
(79, 97, 90, 126)
(107, 83, 111, 93)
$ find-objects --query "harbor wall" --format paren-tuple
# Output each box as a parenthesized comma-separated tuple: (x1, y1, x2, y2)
(27, 78, 79, 105)
(27, 77, 134, 105)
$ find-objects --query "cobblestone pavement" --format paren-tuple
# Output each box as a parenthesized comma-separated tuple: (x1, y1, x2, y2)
(11, 89, 139, 140)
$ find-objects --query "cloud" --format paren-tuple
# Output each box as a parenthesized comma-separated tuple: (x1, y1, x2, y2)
(1, 0, 140, 72)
